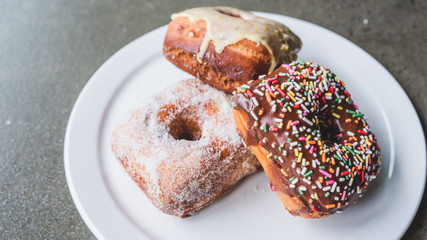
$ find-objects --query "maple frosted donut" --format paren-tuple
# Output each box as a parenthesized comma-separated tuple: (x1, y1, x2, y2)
(232, 60, 381, 218)
(111, 79, 258, 217)
(163, 6, 302, 93)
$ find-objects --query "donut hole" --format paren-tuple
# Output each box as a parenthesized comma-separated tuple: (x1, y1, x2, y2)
(318, 115, 343, 142)
(168, 115, 202, 141)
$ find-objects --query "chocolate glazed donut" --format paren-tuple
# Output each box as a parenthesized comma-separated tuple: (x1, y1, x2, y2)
(232, 60, 381, 218)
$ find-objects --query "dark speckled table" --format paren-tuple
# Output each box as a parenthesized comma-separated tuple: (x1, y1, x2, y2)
(0, 0, 426, 239)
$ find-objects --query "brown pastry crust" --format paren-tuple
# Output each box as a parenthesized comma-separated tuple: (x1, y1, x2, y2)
(163, 7, 301, 93)
(112, 79, 259, 217)
(164, 16, 278, 92)
(233, 109, 326, 218)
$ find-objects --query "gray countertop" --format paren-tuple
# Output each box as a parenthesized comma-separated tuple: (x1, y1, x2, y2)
(0, 0, 426, 239)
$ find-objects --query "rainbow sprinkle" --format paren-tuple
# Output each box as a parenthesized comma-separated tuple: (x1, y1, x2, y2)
(234, 59, 381, 214)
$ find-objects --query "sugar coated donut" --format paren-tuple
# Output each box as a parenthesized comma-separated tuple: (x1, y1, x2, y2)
(232, 60, 381, 218)
(163, 6, 302, 93)
(112, 79, 258, 217)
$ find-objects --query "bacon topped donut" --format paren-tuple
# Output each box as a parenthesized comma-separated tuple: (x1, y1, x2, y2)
(232, 59, 381, 218)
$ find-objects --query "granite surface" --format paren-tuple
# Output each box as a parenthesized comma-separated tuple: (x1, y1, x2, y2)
(0, 0, 426, 239)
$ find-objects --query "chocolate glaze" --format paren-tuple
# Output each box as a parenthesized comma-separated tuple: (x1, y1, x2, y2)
(233, 60, 381, 215)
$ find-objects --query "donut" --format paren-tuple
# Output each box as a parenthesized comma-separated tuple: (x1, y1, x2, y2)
(163, 6, 302, 93)
(232, 60, 381, 218)
(111, 79, 259, 217)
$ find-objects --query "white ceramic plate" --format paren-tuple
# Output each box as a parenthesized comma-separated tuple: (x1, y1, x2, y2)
(64, 13, 426, 240)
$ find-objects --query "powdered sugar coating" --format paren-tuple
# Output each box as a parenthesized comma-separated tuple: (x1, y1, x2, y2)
(112, 79, 258, 217)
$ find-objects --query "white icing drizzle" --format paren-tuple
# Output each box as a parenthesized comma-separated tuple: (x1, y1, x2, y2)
(172, 6, 301, 72)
